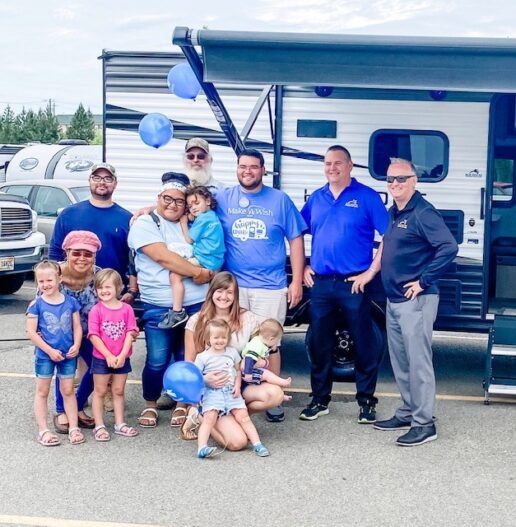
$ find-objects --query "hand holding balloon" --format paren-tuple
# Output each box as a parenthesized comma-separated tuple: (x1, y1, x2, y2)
(163, 361, 204, 404)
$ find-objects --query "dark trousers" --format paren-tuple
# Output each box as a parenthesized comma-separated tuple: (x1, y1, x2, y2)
(309, 276, 380, 406)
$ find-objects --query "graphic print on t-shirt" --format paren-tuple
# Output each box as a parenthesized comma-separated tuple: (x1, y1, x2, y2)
(232, 218, 268, 241)
(102, 320, 126, 341)
(42, 310, 72, 335)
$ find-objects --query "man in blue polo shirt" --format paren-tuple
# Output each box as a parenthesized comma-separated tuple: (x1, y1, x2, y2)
(300, 145, 388, 423)
(374, 158, 457, 446)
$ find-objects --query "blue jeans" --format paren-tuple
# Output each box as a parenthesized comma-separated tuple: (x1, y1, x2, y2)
(35, 355, 77, 379)
(309, 276, 380, 406)
(141, 302, 203, 402)
(55, 338, 94, 414)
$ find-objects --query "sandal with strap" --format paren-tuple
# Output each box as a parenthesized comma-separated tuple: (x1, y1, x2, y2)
(180, 407, 200, 441)
(69, 427, 86, 445)
(38, 429, 61, 447)
(170, 406, 187, 427)
(94, 425, 111, 442)
(114, 423, 139, 437)
(138, 407, 158, 428)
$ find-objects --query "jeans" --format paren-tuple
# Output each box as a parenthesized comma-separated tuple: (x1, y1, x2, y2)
(35, 355, 77, 379)
(309, 276, 380, 406)
(141, 302, 203, 402)
(55, 338, 93, 414)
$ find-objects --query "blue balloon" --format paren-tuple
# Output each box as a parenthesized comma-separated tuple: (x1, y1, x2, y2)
(167, 64, 201, 100)
(138, 113, 173, 149)
(163, 361, 204, 404)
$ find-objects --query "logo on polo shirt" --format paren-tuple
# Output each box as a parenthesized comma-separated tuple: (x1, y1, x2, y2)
(232, 218, 268, 241)
(397, 219, 408, 229)
(345, 199, 358, 208)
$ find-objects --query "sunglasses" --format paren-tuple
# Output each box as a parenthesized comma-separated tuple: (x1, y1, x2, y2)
(161, 195, 186, 207)
(185, 153, 207, 161)
(69, 249, 94, 258)
(91, 174, 116, 183)
(386, 175, 416, 184)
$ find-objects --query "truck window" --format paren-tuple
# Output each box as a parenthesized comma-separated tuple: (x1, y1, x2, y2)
(33, 187, 71, 217)
(369, 129, 449, 182)
(2, 185, 32, 200)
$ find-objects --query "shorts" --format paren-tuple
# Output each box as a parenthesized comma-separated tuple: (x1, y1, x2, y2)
(35, 355, 77, 379)
(200, 385, 247, 416)
(90, 356, 132, 375)
(239, 287, 288, 325)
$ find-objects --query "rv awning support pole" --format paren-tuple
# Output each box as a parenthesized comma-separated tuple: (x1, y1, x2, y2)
(175, 28, 245, 155)
(241, 85, 274, 144)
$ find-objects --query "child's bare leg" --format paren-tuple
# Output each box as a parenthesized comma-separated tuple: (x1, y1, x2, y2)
(231, 408, 260, 445)
(170, 272, 185, 312)
(197, 410, 218, 449)
(111, 373, 128, 426)
(92, 374, 110, 427)
(59, 377, 79, 429)
(34, 377, 52, 432)
(260, 369, 291, 388)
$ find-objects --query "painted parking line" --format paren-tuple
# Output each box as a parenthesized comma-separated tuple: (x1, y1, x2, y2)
(0, 371, 514, 404)
(0, 515, 163, 527)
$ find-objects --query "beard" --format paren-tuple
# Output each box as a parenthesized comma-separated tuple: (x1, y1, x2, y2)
(184, 165, 213, 186)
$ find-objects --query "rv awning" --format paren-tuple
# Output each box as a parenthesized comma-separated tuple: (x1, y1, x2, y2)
(173, 28, 516, 93)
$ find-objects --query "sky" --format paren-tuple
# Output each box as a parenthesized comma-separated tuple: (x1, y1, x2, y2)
(1, 0, 516, 115)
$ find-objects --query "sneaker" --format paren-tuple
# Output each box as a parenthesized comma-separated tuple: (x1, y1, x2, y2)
(158, 309, 188, 329)
(299, 401, 329, 421)
(358, 404, 376, 424)
(197, 446, 218, 458)
(374, 415, 411, 431)
(396, 424, 437, 447)
(253, 443, 270, 457)
(265, 405, 285, 423)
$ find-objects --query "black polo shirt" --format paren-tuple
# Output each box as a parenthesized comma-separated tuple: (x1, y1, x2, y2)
(381, 191, 458, 302)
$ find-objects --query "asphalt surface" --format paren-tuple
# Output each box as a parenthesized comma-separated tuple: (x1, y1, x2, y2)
(0, 281, 515, 527)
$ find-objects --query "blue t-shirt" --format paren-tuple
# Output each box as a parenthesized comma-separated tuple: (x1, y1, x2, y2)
(49, 200, 132, 281)
(301, 179, 388, 275)
(27, 295, 81, 359)
(188, 209, 225, 271)
(127, 213, 208, 307)
(215, 185, 307, 289)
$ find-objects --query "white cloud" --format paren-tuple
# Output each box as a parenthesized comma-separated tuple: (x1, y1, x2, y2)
(53, 7, 76, 21)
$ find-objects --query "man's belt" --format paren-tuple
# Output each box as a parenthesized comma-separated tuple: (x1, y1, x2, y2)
(314, 270, 368, 282)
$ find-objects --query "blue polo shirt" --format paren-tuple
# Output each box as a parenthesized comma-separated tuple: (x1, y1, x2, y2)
(301, 178, 388, 275)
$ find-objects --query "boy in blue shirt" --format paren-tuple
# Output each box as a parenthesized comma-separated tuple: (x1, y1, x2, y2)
(159, 185, 225, 329)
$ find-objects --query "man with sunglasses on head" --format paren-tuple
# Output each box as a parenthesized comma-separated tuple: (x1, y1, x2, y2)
(374, 158, 457, 446)
(300, 145, 388, 424)
(183, 138, 224, 191)
(49, 162, 134, 300)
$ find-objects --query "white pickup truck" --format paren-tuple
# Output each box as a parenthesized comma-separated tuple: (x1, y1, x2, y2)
(0, 193, 45, 294)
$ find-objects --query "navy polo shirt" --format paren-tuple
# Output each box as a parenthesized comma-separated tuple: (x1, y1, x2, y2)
(381, 191, 458, 302)
(301, 178, 388, 275)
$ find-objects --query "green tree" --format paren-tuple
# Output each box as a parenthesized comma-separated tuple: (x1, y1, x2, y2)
(66, 103, 95, 142)
(37, 101, 60, 143)
(0, 106, 18, 142)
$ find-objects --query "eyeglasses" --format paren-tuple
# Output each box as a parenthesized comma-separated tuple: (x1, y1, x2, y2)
(386, 175, 416, 184)
(160, 195, 186, 207)
(237, 164, 262, 171)
(91, 174, 116, 183)
(185, 153, 207, 161)
(69, 249, 94, 258)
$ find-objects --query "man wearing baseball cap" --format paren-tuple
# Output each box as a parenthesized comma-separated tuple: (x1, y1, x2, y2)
(49, 162, 133, 298)
(183, 138, 224, 191)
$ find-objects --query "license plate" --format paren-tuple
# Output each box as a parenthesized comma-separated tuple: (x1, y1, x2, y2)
(0, 257, 15, 271)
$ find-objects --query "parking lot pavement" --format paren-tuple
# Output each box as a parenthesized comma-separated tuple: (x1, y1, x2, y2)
(1, 282, 515, 526)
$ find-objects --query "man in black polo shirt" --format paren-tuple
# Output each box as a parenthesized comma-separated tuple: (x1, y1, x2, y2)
(375, 158, 458, 446)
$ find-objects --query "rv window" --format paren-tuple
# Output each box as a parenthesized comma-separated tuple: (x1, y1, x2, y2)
(33, 187, 71, 217)
(369, 130, 449, 182)
(493, 159, 515, 202)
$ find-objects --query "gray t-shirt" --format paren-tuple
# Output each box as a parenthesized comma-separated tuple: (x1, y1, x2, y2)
(194, 346, 241, 383)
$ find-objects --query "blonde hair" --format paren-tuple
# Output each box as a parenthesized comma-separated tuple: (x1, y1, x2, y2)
(193, 272, 242, 353)
(203, 319, 231, 348)
(259, 318, 284, 339)
(34, 259, 61, 278)
(93, 268, 124, 297)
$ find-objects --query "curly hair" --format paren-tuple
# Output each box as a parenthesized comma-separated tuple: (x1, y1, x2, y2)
(185, 185, 217, 210)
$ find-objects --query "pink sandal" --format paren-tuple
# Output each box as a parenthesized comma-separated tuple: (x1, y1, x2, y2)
(93, 425, 111, 442)
(114, 423, 139, 437)
(68, 427, 85, 445)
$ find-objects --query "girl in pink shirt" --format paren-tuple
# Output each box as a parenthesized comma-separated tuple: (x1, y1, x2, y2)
(88, 269, 139, 441)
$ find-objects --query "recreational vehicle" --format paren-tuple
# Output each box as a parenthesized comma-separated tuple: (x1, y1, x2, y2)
(101, 29, 516, 399)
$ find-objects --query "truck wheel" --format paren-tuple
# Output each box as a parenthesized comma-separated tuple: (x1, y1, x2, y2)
(305, 317, 387, 383)
(0, 274, 26, 295)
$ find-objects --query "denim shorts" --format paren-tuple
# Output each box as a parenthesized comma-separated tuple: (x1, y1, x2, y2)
(35, 355, 77, 379)
(90, 356, 132, 375)
(201, 384, 247, 416)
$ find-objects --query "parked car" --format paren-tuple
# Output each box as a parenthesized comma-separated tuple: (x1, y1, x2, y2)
(0, 192, 45, 294)
(0, 181, 89, 243)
